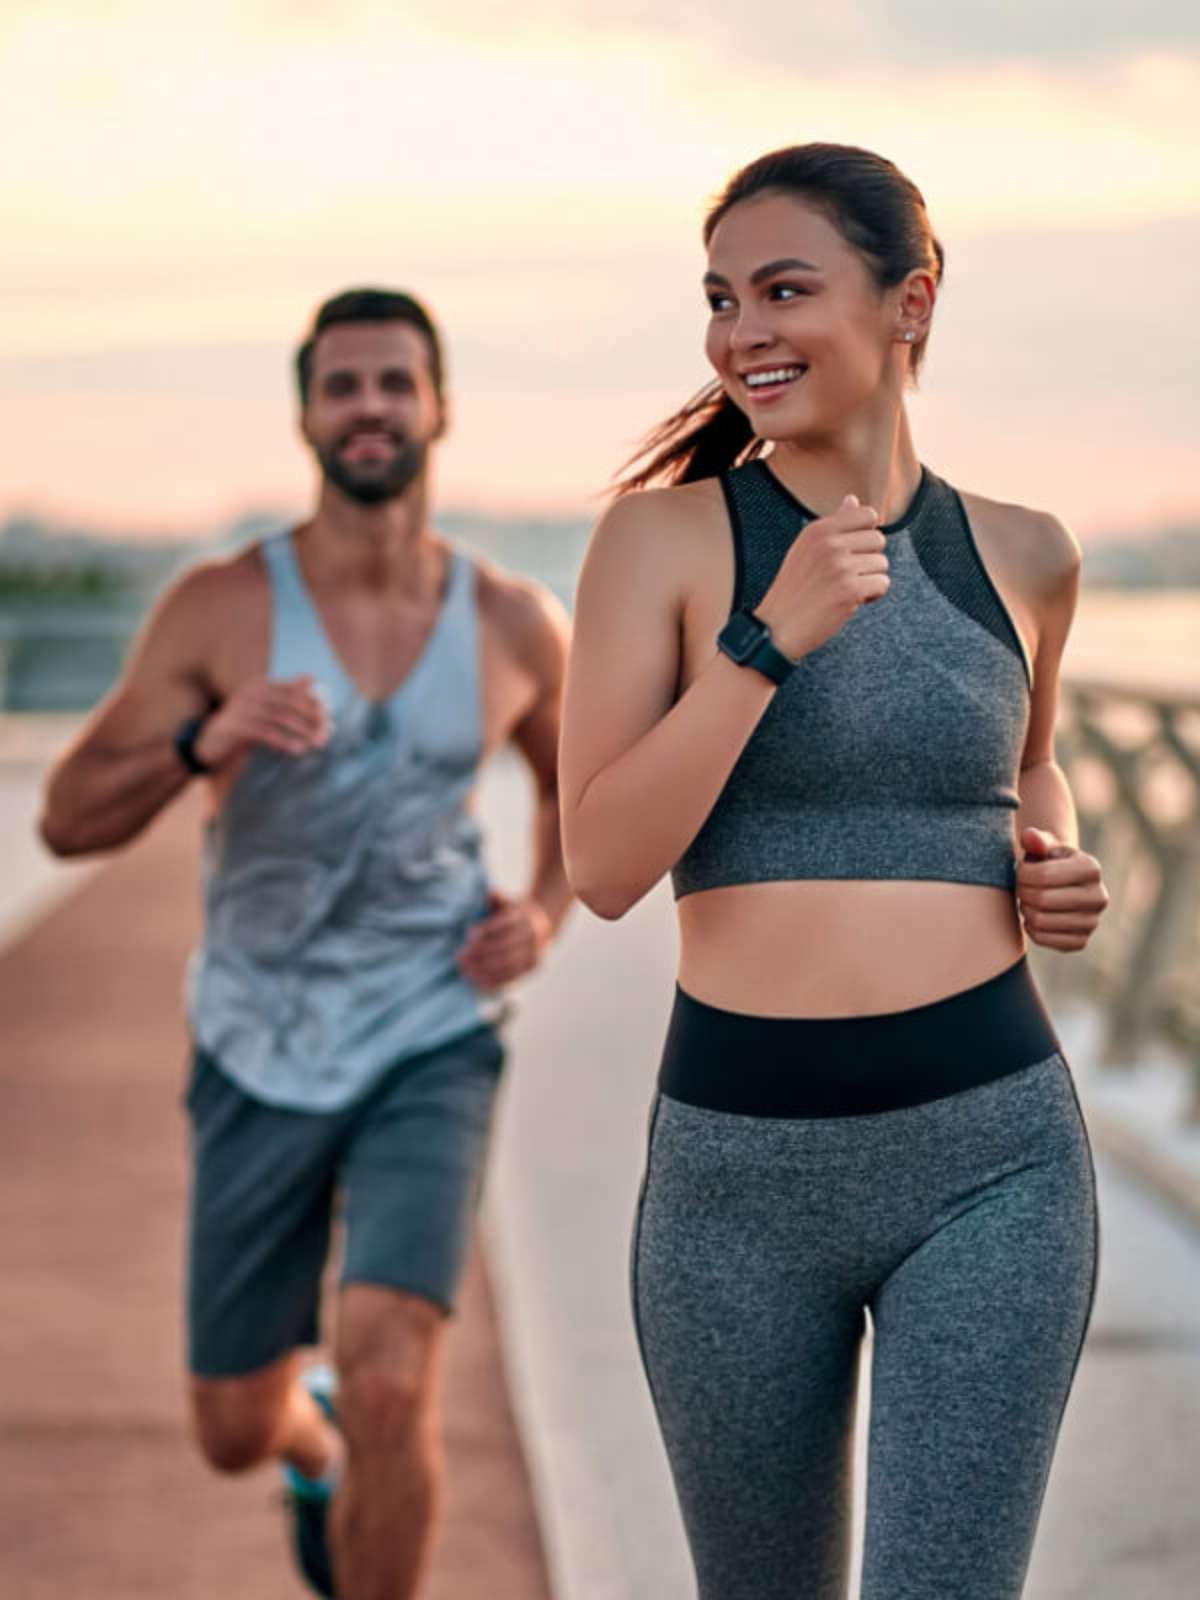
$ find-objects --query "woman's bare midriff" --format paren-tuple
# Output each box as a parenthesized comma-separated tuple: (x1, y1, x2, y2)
(676, 879, 1026, 1017)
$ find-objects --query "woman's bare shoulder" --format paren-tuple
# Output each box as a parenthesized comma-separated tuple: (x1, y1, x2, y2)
(958, 486, 1081, 599)
(588, 477, 731, 565)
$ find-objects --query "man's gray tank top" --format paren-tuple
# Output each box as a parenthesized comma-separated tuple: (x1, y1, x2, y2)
(672, 460, 1033, 899)
(187, 533, 497, 1111)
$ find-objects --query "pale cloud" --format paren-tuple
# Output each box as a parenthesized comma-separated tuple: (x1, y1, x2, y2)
(0, 3, 1196, 531)
(234, 0, 1200, 69)
(861, 0, 1199, 65)
(5, 8, 1196, 332)
(6, 1, 1198, 76)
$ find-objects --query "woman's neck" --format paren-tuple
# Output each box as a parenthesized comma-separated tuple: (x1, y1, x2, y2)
(767, 409, 921, 526)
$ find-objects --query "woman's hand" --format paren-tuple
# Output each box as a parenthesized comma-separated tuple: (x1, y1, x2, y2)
(755, 494, 890, 660)
(1017, 827, 1109, 953)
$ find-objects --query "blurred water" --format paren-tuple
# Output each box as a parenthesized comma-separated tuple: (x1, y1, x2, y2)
(1067, 590, 1200, 693)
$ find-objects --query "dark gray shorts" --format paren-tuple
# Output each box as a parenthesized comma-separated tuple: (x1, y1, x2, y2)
(184, 1024, 505, 1378)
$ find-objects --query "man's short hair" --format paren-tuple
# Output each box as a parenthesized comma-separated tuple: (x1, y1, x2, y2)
(295, 288, 446, 404)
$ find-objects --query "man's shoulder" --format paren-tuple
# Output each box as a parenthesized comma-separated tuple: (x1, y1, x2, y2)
(467, 551, 571, 676)
(139, 546, 274, 683)
(166, 542, 270, 616)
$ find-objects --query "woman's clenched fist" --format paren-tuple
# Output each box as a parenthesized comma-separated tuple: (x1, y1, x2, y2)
(754, 494, 890, 662)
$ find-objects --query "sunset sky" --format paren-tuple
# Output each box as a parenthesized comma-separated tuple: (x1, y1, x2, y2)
(2, 2, 1197, 539)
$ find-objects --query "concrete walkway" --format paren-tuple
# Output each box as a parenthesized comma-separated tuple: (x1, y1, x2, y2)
(0, 794, 550, 1600)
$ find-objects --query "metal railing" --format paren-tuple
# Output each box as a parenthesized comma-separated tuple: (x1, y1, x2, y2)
(0, 609, 142, 713)
(1047, 677, 1200, 1117)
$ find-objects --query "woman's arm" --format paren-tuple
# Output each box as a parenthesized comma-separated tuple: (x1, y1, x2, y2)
(1013, 513, 1109, 952)
(558, 489, 778, 918)
(558, 484, 888, 918)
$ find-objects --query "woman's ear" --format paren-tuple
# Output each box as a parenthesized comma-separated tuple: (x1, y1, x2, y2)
(894, 268, 937, 345)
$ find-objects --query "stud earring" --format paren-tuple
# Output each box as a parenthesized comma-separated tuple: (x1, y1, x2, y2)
(903, 329, 915, 343)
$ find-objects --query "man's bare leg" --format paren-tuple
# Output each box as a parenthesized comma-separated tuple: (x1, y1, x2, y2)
(331, 1284, 448, 1600)
(190, 1352, 343, 1478)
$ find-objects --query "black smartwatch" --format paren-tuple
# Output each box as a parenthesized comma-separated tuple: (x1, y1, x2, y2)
(173, 712, 214, 776)
(716, 607, 797, 686)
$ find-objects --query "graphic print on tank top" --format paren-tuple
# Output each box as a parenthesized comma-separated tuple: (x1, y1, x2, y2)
(672, 461, 1032, 898)
(189, 532, 495, 1110)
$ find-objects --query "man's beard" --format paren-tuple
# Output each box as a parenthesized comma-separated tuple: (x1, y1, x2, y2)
(316, 429, 428, 505)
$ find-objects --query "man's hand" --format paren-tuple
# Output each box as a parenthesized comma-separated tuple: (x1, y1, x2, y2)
(456, 889, 553, 991)
(1017, 827, 1109, 953)
(194, 675, 332, 770)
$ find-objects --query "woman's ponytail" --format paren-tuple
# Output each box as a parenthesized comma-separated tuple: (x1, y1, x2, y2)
(615, 381, 760, 495)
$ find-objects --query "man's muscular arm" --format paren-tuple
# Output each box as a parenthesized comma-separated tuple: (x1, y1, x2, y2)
(457, 582, 573, 990)
(40, 569, 218, 857)
(40, 562, 328, 857)
(509, 586, 574, 938)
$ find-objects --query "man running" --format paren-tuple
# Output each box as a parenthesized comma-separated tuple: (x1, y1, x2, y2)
(40, 287, 573, 1599)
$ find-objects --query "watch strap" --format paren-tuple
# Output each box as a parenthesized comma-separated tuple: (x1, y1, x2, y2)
(718, 608, 796, 687)
(742, 630, 795, 687)
(173, 712, 213, 775)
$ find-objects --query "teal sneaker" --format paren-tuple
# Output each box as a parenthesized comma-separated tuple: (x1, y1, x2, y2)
(282, 1364, 340, 1598)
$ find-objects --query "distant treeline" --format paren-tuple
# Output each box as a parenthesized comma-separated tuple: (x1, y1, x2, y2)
(0, 565, 129, 601)
(1082, 527, 1200, 589)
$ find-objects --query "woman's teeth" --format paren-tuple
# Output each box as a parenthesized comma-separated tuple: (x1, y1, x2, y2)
(745, 366, 805, 389)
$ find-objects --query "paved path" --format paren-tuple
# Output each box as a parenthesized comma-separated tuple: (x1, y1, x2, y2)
(0, 795, 550, 1600)
(0, 715, 95, 948)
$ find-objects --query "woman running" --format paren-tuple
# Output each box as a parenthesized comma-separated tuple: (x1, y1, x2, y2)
(558, 143, 1109, 1600)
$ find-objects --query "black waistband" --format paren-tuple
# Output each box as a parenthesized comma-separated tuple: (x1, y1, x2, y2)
(658, 957, 1060, 1119)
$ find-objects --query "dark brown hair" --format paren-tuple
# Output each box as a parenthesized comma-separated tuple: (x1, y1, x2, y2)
(295, 287, 446, 405)
(618, 144, 944, 493)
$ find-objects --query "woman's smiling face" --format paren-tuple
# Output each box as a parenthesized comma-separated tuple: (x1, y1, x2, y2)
(703, 190, 906, 446)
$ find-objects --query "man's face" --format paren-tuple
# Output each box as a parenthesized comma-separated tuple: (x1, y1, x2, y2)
(301, 321, 445, 505)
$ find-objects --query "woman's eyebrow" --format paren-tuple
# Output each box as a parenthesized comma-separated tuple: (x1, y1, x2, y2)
(703, 257, 821, 289)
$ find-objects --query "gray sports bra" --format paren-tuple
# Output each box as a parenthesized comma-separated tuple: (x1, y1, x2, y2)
(671, 460, 1032, 899)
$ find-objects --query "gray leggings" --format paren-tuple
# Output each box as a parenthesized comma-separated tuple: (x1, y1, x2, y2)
(632, 971, 1098, 1600)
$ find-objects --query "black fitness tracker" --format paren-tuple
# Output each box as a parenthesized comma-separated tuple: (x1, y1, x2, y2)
(173, 712, 214, 775)
(716, 607, 797, 686)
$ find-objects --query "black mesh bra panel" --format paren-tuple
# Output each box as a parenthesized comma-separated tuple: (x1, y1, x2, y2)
(907, 487, 1031, 686)
(721, 461, 810, 614)
(717, 472, 748, 613)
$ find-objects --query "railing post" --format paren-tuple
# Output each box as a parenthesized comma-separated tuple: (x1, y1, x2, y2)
(1103, 842, 1200, 1066)
(1057, 677, 1200, 1119)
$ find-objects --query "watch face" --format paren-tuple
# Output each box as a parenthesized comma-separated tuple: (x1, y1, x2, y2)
(720, 609, 766, 663)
